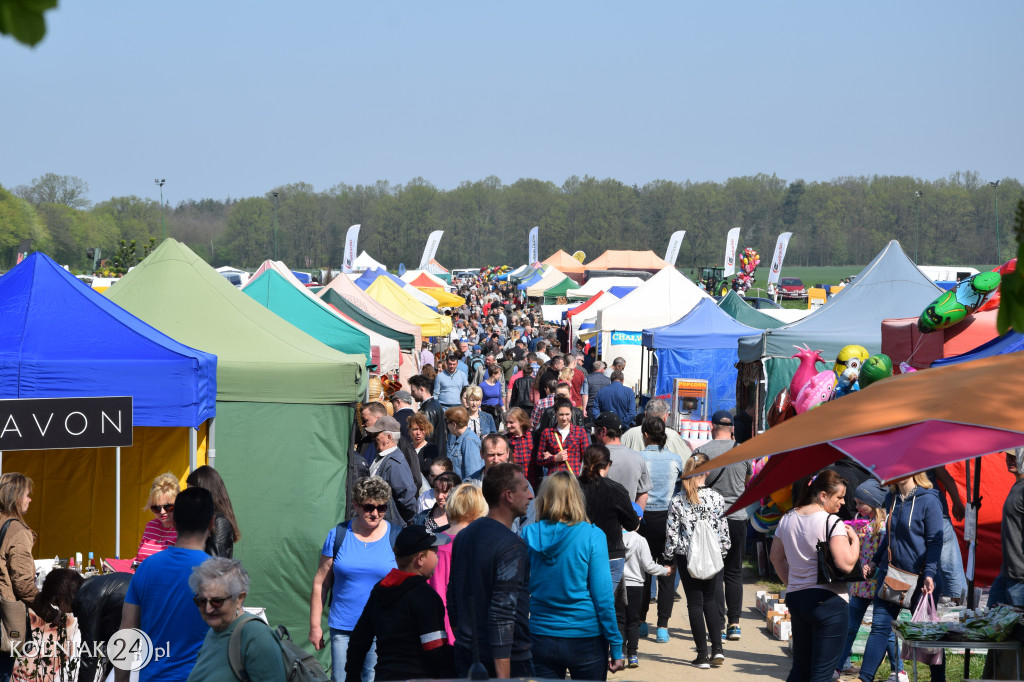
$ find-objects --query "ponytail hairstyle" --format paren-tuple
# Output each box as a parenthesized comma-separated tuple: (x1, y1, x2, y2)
(641, 416, 667, 449)
(580, 444, 611, 483)
(793, 469, 849, 509)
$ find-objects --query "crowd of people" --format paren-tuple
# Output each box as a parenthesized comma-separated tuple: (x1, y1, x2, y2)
(0, 272, 1008, 682)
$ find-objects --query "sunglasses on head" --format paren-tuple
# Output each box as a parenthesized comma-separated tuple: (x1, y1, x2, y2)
(150, 504, 174, 513)
(193, 595, 231, 609)
(361, 503, 389, 514)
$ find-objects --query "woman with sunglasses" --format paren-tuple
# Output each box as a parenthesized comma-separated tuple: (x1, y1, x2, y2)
(187, 557, 285, 681)
(135, 472, 180, 564)
(309, 476, 398, 682)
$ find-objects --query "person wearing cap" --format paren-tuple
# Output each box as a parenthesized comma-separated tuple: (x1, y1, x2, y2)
(366, 416, 418, 526)
(691, 409, 751, 643)
(589, 371, 636, 427)
(345, 526, 455, 681)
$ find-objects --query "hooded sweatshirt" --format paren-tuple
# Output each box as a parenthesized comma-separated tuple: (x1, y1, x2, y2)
(521, 520, 623, 661)
(871, 486, 944, 584)
(346, 569, 455, 682)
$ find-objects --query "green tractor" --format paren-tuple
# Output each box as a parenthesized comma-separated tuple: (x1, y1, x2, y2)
(696, 266, 730, 297)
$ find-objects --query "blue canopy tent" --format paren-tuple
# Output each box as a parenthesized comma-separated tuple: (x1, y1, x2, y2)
(290, 270, 312, 284)
(0, 253, 217, 558)
(608, 285, 637, 299)
(642, 298, 758, 414)
(932, 331, 1024, 367)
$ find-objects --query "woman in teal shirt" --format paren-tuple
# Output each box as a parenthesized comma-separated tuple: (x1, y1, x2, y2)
(187, 557, 285, 681)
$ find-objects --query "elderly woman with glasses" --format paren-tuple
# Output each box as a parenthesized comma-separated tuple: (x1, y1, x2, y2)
(187, 557, 285, 681)
(309, 476, 398, 682)
(134, 472, 179, 565)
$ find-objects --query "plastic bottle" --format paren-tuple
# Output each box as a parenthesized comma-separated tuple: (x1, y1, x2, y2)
(88, 551, 96, 573)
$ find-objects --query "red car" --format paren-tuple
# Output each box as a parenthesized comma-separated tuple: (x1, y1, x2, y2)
(777, 277, 807, 299)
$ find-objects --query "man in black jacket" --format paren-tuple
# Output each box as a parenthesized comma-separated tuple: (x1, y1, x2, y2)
(409, 374, 447, 459)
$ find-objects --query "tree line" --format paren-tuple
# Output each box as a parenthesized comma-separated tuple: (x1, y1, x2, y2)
(1, 171, 1020, 273)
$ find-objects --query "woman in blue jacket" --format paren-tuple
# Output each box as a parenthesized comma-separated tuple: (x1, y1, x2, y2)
(522, 471, 626, 680)
(858, 472, 945, 682)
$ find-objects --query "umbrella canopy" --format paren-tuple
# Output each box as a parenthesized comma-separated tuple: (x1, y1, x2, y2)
(692, 351, 1024, 512)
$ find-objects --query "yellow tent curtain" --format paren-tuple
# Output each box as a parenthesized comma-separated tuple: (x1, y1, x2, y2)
(417, 287, 465, 307)
(364, 277, 453, 337)
(13, 423, 209, 560)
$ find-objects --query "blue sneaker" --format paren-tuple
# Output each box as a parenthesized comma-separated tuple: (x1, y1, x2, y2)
(656, 627, 670, 643)
(727, 624, 741, 641)
(627, 655, 639, 668)
(638, 622, 649, 637)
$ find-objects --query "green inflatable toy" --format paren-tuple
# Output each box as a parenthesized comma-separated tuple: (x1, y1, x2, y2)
(918, 271, 1001, 333)
(859, 354, 893, 388)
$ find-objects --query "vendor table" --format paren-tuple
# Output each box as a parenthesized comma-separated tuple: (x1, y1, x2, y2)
(893, 627, 1023, 682)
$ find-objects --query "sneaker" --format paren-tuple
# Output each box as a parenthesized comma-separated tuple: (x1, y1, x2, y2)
(895, 672, 909, 682)
(721, 630, 727, 642)
(656, 627, 670, 643)
(690, 655, 711, 669)
(711, 652, 725, 667)
(832, 671, 840, 681)
(627, 655, 639, 668)
(638, 622, 649, 637)
(727, 624, 741, 641)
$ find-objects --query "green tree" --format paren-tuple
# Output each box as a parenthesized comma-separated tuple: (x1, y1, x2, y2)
(15, 173, 91, 208)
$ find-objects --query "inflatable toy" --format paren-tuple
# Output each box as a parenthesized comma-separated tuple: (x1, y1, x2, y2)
(794, 370, 836, 413)
(750, 505, 782, 534)
(859, 354, 893, 388)
(834, 344, 869, 376)
(898, 362, 917, 374)
(790, 344, 825, 397)
(833, 366, 860, 398)
(978, 258, 1017, 312)
(768, 485, 794, 514)
(918, 270, 1001, 333)
(767, 388, 796, 428)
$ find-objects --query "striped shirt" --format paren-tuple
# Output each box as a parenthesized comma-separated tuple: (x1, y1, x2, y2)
(136, 519, 176, 562)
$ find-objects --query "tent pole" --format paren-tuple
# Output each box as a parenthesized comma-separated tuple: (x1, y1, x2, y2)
(115, 446, 121, 560)
(0, 451, 3, 473)
(208, 419, 217, 469)
(189, 427, 197, 472)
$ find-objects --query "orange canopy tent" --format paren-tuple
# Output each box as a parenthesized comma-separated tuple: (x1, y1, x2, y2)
(542, 250, 587, 282)
(584, 250, 670, 274)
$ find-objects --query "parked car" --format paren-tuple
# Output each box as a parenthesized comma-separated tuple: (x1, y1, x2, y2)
(778, 277, 807, 299)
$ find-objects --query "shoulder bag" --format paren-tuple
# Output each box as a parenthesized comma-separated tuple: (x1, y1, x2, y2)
(877, 495, 920, 608)
(816, 514, 863, 584)
(0, 519, 28, 653)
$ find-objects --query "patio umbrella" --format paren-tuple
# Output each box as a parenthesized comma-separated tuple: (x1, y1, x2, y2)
(690, 350, 1024, 512)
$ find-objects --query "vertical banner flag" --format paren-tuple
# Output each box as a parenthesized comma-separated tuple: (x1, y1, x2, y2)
(767, 232, 793, 286)
(418, 230, 444, 270)
(342, 224, 360, 273)
(528, 226, 539, 265)
(723, 226, 741, 277)
(664, 230, 686, 267)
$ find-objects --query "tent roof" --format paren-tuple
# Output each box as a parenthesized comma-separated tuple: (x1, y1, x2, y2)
(0, 252, 217, 428)
(241, 261, 373, 365)
(595, 266, 712, 333)
(402, 270, 447, 288)
(608, 286, 637, 299)
(518, 265, 553, 290)
(424, 259, 448, 274)
(353, 250, 386, 271)
(510, 265, 539, 283)
(585, 250, 669, 271)
(566, 291, 609, 322)
(317, 275, 420, 351)
(106, 239, 367, 404)
(881, 310, 999, 371)
(718, 291, 786, 329)
(933, 330, 1024, 367)
(542, 250, 586, 273)
(566, 276, 646, 300)
(541, 275, 577, 299)
(417, 287, 466, 308)
(738, 241, 941, 362)
(363, 276, 453, 337)
(355, 268, 439, 308)
(643, 298, 759, 349)
(526, 268, 568, 297)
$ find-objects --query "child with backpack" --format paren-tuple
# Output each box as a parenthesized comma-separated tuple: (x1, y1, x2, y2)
(663, 453, 730, 669)
(617, 504, 674, 669)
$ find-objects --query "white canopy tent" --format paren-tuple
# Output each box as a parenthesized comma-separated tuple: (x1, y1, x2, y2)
(524, 267, 568, 297)
(353, 251, 387, 271)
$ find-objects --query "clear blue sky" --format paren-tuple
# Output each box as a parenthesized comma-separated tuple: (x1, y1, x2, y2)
(3, 1, 1021, 206)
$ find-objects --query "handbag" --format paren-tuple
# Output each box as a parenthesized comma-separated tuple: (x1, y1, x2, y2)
(877, 496, 921, 608)
(816, 514, 864, 584)
(0, 519, 28, 653)
(900, 593, 943, 665)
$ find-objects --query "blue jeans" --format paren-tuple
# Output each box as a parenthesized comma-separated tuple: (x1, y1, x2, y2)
(331, 628, 376, 682)
(609, 557, 625, 593)
(839, 595, 902, 673)
(988, 572, 1024, 607)
(940, 518, 967, 600)
(531, 634, 608, 680)
(454, 646, 535, 678)
(860, 597, 945, 682)
(785, 588, 848, 682)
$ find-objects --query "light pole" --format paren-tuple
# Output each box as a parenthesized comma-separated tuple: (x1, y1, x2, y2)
(272, 191, 279, 260)
(154, 178, 166, 239)
(914, 190, 923, 263)
(990, 181, 1000, 263)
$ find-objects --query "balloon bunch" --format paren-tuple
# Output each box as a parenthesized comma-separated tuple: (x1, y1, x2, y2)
(734, 247, 761, 291)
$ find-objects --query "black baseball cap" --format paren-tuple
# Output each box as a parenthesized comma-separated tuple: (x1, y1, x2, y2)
(393, 526, 450, 558)
(711, 410, 734, 426)
(594, 411, 622, 430)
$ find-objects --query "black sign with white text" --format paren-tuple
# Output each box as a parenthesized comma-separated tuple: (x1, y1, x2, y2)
(0, 397, 133, 451)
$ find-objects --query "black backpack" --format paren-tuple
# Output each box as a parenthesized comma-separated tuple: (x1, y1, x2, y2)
(510, 376, 534, 410)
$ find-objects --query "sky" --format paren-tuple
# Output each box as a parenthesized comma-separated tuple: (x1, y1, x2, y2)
(2, 1, 1022, 206)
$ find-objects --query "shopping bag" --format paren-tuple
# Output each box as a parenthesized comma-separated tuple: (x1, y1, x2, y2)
(900, 593, 943, 665)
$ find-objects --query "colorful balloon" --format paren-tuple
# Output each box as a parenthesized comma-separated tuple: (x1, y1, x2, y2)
(794, 370, 836, 413)
(767, 387, 796, 428)
(859, 354, 893, 388)
(790, 344, 826, 397)
(834, 344, 869, 376)
(918, 271, 1001, 333)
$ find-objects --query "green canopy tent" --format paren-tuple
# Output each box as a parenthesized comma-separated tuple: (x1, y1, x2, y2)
(541, 275, 576, 304)
(718, 291, 786, 329)
(106, 240, 367, 659)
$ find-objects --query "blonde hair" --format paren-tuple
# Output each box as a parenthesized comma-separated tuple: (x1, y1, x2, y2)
(463, 385, 483, 401)
(683, 454, 709, 505)
(558, 367, 574, 383)
(887, 472, 932, 494)
(146, 472, 180, 508)
(535, 471, 589, 526)
(0, 473, 33, 524)
(446, 484, 488, 525)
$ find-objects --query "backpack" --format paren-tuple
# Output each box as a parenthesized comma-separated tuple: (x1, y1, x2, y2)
(469, 355, 485, 377)
(686, 518, 724, 580)
(510, 376, 534, 410)
(229, 614, 329, 682)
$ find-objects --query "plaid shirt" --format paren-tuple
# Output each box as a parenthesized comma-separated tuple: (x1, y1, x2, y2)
(508, 433, 536, 484)
(537, 425, 589, 476)
(531, 395, 556, 430)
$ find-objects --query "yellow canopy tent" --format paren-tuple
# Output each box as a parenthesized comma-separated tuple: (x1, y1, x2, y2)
(417, 287, 466, 307)
(364, 276, 453, 336)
